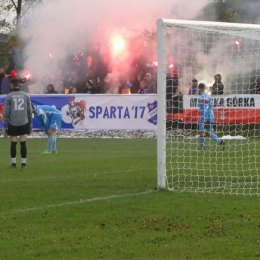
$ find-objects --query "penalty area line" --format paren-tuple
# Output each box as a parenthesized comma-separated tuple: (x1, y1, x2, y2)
(2, 190, 158, 215)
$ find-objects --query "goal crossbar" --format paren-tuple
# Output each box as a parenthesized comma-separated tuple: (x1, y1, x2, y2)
(157, 19, 260, 41)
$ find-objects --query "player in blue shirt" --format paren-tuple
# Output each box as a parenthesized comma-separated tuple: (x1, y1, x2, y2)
(198, 83, 224, 151)
(32, 104, 62, 154)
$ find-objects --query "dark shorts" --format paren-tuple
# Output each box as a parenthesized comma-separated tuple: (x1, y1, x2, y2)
(7, 123, 30, 136)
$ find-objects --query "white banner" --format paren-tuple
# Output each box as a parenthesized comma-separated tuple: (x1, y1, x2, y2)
(59, 94, 157, 130)
(183, 94, 260, 109)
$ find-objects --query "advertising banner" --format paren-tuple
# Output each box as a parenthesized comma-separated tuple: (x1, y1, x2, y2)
(180, 94, 260, 124)
(0, 94, 157, 130)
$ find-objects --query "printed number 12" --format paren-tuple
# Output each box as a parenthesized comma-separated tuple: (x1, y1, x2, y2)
(13, 98, 25, 110)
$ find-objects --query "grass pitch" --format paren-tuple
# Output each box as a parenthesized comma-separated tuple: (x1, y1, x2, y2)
(1, 137, 260, 260)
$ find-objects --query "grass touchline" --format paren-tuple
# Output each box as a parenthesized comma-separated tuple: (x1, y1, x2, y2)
(2, 190, 158, 215)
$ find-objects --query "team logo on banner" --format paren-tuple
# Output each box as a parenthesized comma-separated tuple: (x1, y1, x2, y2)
(147, 101, 157, 125)
(64, 97, 86, 125)
(219, 110, 226, 120)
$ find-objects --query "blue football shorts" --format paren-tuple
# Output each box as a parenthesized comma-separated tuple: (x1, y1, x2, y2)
(198, 121, 213, 132)
(49, 115, 62, 131)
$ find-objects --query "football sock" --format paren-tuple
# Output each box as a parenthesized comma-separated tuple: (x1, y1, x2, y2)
(209, 133, 221, 144)
(11, 158, 16, 164)
(47, 136, 55, 151)
(22, 158, 26, 164)
(20, 141, 27, 158)
(52, 137, 57, 151)
(10, 141, 17, 158)
(199, 137, 205, 150)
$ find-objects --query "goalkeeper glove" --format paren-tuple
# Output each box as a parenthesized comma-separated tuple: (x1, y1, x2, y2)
(2, 123, 8, 138)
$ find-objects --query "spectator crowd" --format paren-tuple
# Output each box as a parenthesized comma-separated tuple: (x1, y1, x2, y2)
(0, 43, 158, 95)
(2, 45, 260, 96)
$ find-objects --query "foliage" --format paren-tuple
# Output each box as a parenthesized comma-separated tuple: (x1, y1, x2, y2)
(0, 33, 9, 68)
(6, 30, 23, 50)
(201, 0, 260, 23)
(0, 0, 42, 70)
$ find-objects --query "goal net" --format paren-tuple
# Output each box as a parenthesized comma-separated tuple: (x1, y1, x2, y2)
(157, 19, 260, 195)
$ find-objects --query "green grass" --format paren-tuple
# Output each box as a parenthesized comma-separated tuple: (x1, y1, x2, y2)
(1, 137, 260, 259)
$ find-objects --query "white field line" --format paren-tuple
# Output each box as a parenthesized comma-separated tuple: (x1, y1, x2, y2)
(2, 190, 158, 215)
(1, 167, 156, 183)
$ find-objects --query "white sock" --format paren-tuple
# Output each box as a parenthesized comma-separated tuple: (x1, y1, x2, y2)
(11, 158, 16, 164)
(22, 158, 26, 164)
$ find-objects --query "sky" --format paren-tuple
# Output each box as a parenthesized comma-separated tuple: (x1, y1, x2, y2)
(19, 0, 209, 92)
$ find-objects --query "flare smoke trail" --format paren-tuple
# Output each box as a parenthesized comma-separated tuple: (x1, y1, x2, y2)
(20, 0, 209, 92)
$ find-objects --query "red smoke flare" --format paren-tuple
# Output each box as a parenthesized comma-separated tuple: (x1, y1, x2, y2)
(111, 35, 126, 57)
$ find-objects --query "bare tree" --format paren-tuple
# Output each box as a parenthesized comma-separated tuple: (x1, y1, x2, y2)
(0, 0, 43, 71)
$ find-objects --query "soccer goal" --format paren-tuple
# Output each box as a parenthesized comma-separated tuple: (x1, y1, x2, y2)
(157, 19, 260, 195)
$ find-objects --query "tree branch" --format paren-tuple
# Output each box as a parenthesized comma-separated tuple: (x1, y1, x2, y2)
(22, 0, 39, 15)
(10, 0, 17, 10)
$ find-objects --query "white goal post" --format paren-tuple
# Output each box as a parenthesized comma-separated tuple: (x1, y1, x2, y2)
(157, 19, 260, 195)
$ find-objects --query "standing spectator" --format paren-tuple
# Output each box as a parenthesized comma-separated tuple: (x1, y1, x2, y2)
(144, 73, 156, 93)
(83, 79, 98, 94)
(62, 69, 72, 89)
(70, 50, 84, 70)
(255, 80, 260, 94)
(91, 43, 102, 70)
(31, 104, 62, 154)
(46, 84, 58, 94)
(81, 55, 95, 91)
(132, 72, 143, 94)
(53, 69, 65, 93)
(188, 79, 198, 95)
(68, 86, 77, 94)
(1, 70, 29, 95)
(85, 55, 94, 80)
(197, 83, 224, 152)
(53, 69, 64, 82)
(54, 80, 64, 94)
(41, 74, 54, 88)
(68, 71, 79, 92)
(97, 55, 111, 93)
(211, 74, 224, 95)
(1, 70, 17, 94)
(3, 78, 32, 168)
(72, 60, 84, 80)
(137, 79, 149, 94)
(0, 67, 10, 94)
(89, 44, 101, 84)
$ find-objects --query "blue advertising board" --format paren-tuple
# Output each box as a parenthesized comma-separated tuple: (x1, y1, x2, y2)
(0, 94, 157, 130)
